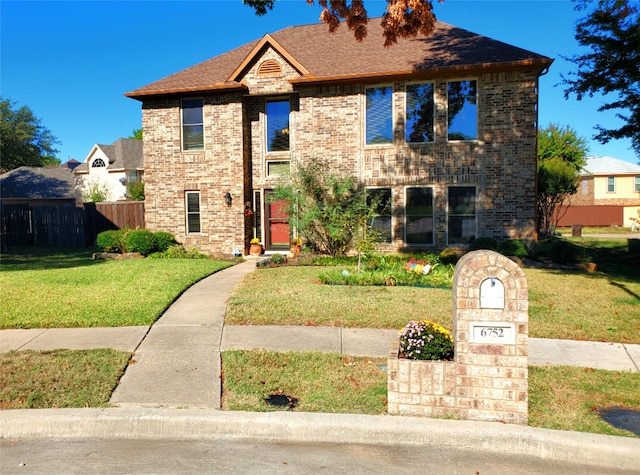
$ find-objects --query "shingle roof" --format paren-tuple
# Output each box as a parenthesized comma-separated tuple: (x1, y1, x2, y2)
(583, 156, 640, 175)
(0, 166, 77, 200)
(75, 138, 143, 173)
(126, 19, 552, 98)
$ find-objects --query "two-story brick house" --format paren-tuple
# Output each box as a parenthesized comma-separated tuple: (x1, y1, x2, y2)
(125, 19, 552, 255)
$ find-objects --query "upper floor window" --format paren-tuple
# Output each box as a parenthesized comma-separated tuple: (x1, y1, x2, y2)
(182, 99, 204, 151)
(635, 176, 640, 193)
(185, 191, 201, 234)
(91, 158, 106, 168)
(365, 86, 393, 145)
(406, 82, 434, 143)
(266, 99, 290, 152)
(366, 188, 392, 243)
(405, 187, 434, 245)
(607, 176, 615, 193)
(447, 80, 477, 141)
(447, 186, 476, 245)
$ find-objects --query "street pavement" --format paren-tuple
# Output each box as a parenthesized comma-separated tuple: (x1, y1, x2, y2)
(1, 257, 639, 473)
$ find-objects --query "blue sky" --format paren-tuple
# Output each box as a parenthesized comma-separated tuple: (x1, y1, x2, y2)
(2, 0, 637, 164)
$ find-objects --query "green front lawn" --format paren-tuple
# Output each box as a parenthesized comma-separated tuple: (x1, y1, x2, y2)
(0, 246, 234, 328)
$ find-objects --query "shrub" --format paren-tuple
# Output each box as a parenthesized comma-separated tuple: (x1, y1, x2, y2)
(468, 237, 498, 251)
(398, 320, 454, 360)
(498, 239, 528, 258)
(154, 231, 177, 253)
(125, 229, 158, 256)
(127, 181, 145, 201)
(96, 229, 127, 253)
(438, 248, 460, 265)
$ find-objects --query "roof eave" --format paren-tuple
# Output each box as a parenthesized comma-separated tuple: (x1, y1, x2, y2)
(124, 83, 249, 100)
(290, 58, 554, 86)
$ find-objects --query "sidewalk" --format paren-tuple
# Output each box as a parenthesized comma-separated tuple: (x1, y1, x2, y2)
(5, 325, 638, 374)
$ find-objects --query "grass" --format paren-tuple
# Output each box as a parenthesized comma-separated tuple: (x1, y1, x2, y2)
(0, 246, 235, 328)
(221, 350, 387, 414)
(0, 349, 130, 409)
(221, 350, 640, 438)
(226, 265, 640, 343)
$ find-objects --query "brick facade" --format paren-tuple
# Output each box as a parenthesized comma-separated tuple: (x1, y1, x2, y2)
(135, 37, 545, 255)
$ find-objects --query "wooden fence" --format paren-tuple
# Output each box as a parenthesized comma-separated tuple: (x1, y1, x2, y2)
(1, 201, 145, 248)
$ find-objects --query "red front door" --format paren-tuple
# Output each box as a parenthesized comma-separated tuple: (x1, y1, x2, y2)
(265, 193, 289, 251)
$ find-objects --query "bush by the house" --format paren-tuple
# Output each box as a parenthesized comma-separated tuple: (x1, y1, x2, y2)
(438, 248, 460, 265)
(125, 229, 158, 256)
(154, 231, 178, 253)
(498, 239, 528, 259)
(468, 237, 498, 251)
(96, 229, 128, 253)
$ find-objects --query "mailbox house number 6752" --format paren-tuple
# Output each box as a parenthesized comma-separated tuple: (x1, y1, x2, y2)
(480, 327, 504, 338)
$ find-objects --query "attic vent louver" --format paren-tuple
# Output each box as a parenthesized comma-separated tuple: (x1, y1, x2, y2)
(258, 59, 282, 76)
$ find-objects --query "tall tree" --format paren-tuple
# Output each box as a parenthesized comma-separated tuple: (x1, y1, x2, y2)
(0, 97, 60, 172)
(243, 0, 440, 46)
(536, 124, 588, 239)
(129, 129, 143, 140)
(562, 0, 640, 159)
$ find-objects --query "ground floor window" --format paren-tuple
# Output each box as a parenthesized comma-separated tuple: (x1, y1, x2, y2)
(405, 187, 434, 245)
(447, 186, 476, 245)
(185, 191, 201, 234)
(366, 187, 392, 243)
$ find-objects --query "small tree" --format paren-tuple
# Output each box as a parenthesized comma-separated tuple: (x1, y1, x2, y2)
(127, 181, 145, 201)
(272, 157, 378, 257)
(82, 180, 110, 203)
(536, 124, 588, 239)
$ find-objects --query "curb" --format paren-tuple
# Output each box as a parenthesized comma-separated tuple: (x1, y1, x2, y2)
(2, 408, 639, 471)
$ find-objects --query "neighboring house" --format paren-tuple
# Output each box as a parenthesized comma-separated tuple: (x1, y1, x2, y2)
(74, 138, 143, 202)
(125, 19, 552, 255)
(0, 166, 78, 207)
(557, 156, 640, 228)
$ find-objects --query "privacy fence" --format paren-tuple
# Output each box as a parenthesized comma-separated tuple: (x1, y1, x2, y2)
(1, 201, 145, 248)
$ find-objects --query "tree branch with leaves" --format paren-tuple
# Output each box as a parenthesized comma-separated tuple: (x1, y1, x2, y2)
(243, 0, 440, 46)
(562, 0, 640, 159)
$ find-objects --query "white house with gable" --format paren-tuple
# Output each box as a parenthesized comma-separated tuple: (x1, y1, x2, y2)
(75, 138, 143, 201)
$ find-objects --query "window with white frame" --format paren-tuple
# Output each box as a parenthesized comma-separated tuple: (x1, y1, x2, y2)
(91, 158, 106, 168)
(447, 80, 477, 141)
(405, 187, 434, 245)
(406, 82, 435, 143)
(448, 186, 476, 245)
(366, 188, 392, 243)
(365, 86, 393, 145)
(185, 191, 201, 234)
(266, 99, 290, 152)
(607, 176, 615, 193)
(635, 176, 640, 193)
(182, 99, 204, 151)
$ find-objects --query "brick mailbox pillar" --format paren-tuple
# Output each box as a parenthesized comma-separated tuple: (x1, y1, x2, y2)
(388, 249, 529, 424)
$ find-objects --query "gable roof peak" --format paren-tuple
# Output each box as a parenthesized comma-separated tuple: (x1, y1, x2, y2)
(227, 32, 310, 82)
